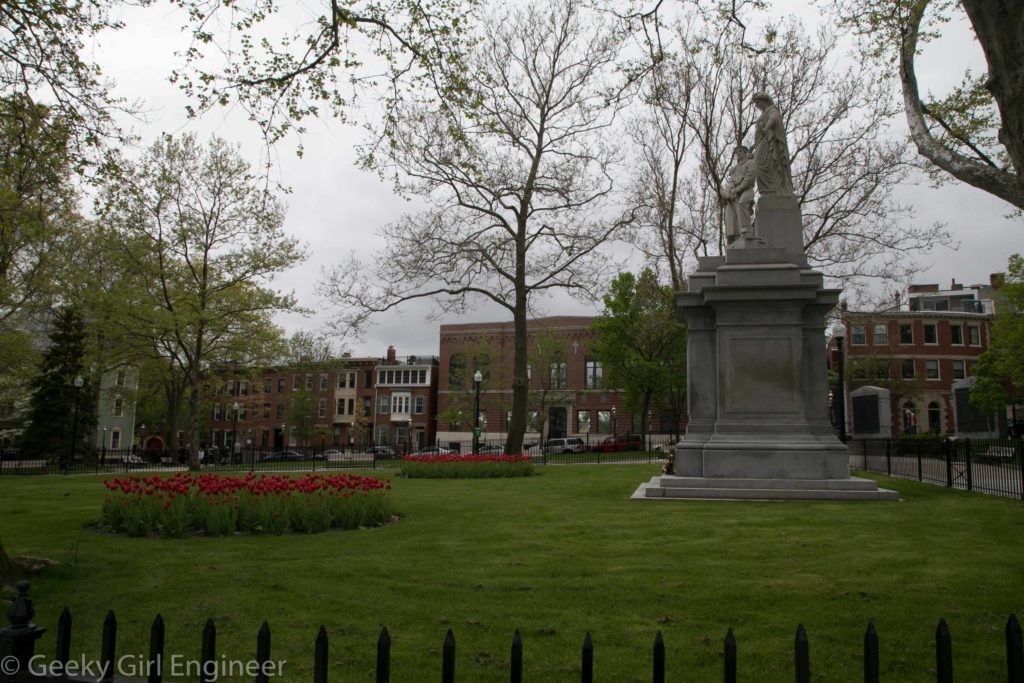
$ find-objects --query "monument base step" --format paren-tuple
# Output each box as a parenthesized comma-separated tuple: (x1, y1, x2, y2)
(632, 475, 899, 501)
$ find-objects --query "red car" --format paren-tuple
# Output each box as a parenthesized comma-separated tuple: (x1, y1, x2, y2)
(591, 434, 645, 453)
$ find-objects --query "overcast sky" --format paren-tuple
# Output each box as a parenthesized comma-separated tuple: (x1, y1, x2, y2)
(92, 0, 1021, 358)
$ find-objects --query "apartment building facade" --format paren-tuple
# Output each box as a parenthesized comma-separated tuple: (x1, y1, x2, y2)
(436, 316, 681, 447)
(205, 347, 439, 453)
(839, 278, 999, 436)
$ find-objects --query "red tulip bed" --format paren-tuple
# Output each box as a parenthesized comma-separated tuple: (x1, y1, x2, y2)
(400, 454, 534, 478)
(101, 472, 392, 537)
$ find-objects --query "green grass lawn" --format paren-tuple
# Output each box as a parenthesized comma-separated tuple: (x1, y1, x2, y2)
(1, 466, 1022, 682)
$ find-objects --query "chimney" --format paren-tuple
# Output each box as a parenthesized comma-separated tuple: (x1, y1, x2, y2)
(907, 284, 939, 294)
(951, 278, 963, 291)
(386, 345, 396, 362)
(991, 272, 1005, 289)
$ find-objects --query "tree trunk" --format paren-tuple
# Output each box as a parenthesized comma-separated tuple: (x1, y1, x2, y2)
(187, 368, 201, 471)
(163, 374, 183, 460)
(960, 0, 1024, 196)
(0, 539, 24, 580)
(507, 296, 529, 455)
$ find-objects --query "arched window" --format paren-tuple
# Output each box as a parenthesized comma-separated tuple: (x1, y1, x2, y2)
(448, 353, 465, 389)
(928, 402, 942, 433)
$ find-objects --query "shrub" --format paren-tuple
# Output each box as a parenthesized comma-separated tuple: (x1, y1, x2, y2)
(400, 454, 534, 479)
(101, 472, 391, 537)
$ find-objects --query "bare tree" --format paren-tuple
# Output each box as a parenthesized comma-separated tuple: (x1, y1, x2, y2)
(318, 0, 633, 454)
(625, 15, 952, 299)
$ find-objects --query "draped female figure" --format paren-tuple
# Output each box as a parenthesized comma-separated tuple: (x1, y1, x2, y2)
(752, 92, 794, 196)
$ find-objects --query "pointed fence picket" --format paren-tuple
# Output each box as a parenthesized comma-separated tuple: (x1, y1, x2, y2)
(2, 583, 1022, 682)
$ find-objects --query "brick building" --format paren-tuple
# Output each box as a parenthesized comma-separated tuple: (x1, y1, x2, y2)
(838, 278, 1001, 436)
(206, 347, 438, 454)
(369, 347, 440, 451)
(437, 316, 681, 448)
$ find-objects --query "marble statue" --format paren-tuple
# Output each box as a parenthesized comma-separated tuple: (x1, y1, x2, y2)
(752, 92, 794, 196)
(720, 145, 756, 244)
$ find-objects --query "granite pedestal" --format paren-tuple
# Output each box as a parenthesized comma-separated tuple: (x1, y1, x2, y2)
(633, 196, 897, 501)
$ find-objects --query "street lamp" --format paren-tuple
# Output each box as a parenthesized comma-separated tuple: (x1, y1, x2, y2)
(68, 375, 84, 473)
(232, 401, 240, 463)
(473, 370, 483, 454)
(831, 322, 847, 443)
(101, 426, 108, 465)
(611, 405, 617, 439)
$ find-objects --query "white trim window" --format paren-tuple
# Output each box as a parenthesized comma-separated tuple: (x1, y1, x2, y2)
(873, 324, 888, 346)
(925, 359, 939, 380)
(952, 360, 966, 380)
(968, 326, 981, 346)
(950, 325, 963, 345)
(899, 324, 914, 345)
(391, 393, 411, 415)
(850, 325, 866, 345)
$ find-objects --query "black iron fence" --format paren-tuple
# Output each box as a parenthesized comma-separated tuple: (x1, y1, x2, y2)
(2, 583, 1021, 682)
(0, 437, 675, 476)
(848, 437, 1024, 500)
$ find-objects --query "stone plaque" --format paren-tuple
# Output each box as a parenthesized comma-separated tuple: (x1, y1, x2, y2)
(723, 337, 798, 414)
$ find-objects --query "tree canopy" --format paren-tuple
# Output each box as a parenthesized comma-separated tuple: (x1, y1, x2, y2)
(97, 133, 307, 469)
(970, 254, 1024, 414)
(590, 269, 687, 443)
(832, 0, 1024, 210)
(318, 0, 633, 454)
(19, 306, 97, 460)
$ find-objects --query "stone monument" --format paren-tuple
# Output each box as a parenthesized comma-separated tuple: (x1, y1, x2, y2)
(633, 93, 898, 501)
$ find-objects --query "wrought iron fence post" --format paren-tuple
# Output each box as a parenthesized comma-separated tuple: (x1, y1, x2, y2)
(886, 441, 892, 477)
(0, 582, 46, 683)
(1017, 439, 1024, 501)
(946, 440, 954, 488)
(965, 439, 973, 492)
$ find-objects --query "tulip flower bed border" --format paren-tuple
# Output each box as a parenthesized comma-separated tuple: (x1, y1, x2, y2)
(100, 472, 392, 537)
(399, 454, 534, 478)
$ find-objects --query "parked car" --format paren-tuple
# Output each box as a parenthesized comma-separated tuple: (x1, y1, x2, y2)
(263, 450, 303, 462)
(591, 434, 645, 453)
(476, 444, 505, 455)
(655, 441, 680, 454)
(409, 446, 456, 456)
(542, 437, 586, 454)
(360, 446, 398, 459)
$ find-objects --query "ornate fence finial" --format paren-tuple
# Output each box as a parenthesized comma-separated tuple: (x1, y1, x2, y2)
(6, 582, 34, 630)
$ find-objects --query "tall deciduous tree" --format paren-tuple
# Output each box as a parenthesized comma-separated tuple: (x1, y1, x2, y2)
(170, 0, 476, 148)
(0, 0, 129, 167)
(97, 133, 306, 470)
(970, 254, 1024, 414)
(318, 0, 633, 454)
(590, 270, 687, 446)
(832, 0, 1024, 210)
(626, 14, 951, 299)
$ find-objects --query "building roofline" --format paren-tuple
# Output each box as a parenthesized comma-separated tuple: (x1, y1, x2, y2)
(440, 316, 595, 335)
(843, 310, 993, 320)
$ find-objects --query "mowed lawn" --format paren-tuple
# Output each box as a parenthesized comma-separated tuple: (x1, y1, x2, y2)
(1, 465, 1022, 682)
